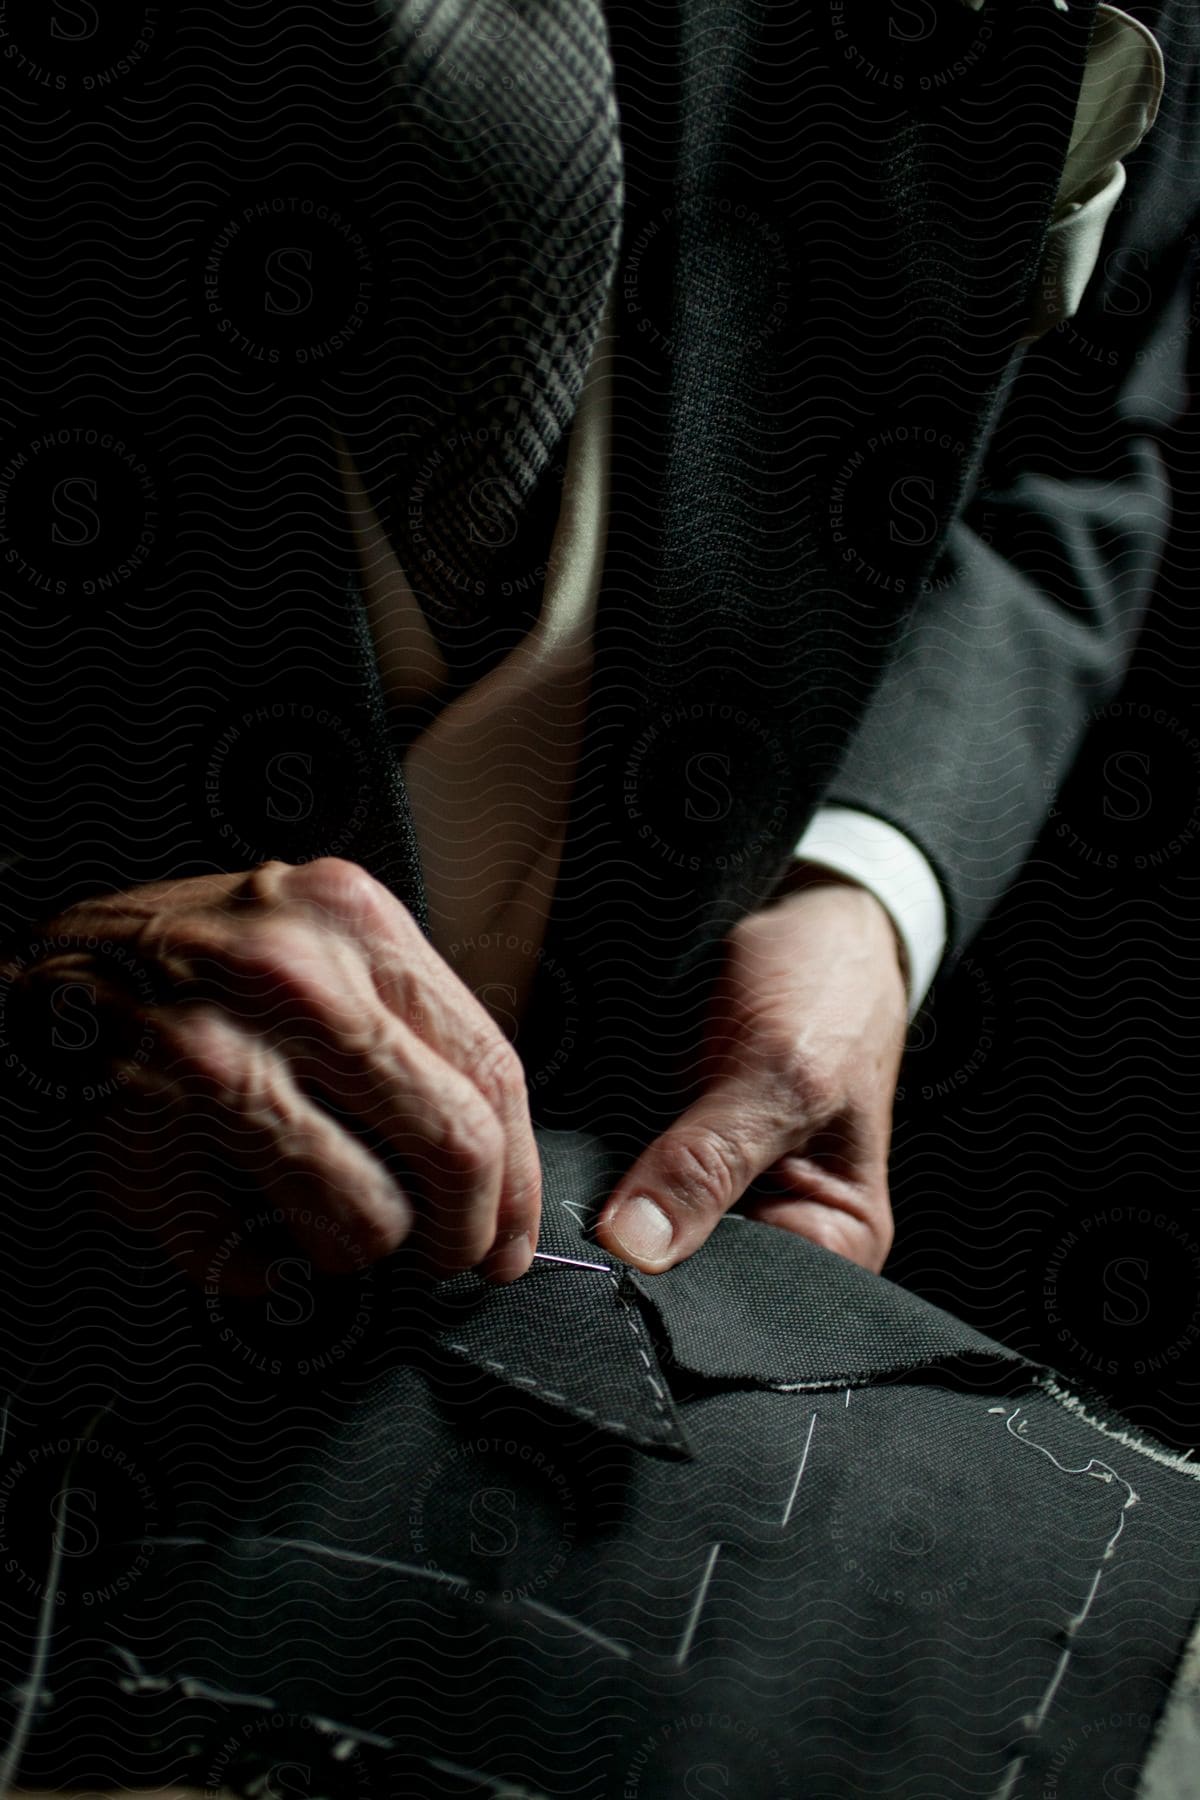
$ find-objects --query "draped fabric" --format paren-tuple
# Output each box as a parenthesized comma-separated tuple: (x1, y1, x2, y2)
(4, 11, 1200, 1794)
(4, 1126, 1200, 1798)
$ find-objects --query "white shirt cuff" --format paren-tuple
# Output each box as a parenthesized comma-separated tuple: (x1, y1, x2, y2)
(791, 806, 948, 1019)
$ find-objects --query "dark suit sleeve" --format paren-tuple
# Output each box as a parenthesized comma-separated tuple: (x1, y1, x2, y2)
(821, 0, 1200, 961)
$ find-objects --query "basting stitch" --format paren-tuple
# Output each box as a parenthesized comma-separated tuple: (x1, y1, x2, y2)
(986, 1403, 1140, 1800)
(441, 1340, 680, 1449)
(780, 1413, 818, 1528)
(426, 1753, 554, 1798)
(606, 1271, 674, 1419)
(0, 1397, 117, 1795)
(532, 1251, 612, 1272)
(131, 1533, 632, 1658)
(674, 1541, 722, 1667)
(520, 1594, 633, 1660)
(445, 1247, 680, 1439)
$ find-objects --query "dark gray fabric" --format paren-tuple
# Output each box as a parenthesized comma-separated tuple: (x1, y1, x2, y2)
(824, 0, 1200, 956)
(3, 4, 1200, 1793)
(3, 1126, 1200, 1799)
(0, 0, 1149, 1022)
(5, 0, 1199, 1140)
(4, 0, 1200, 1138)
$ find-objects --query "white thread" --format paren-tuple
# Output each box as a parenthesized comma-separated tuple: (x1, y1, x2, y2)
(675, 1541, 722, 1667)
(781, 1414, 818, 1527)
(988, 1404, 1139, 1799)
(0, 1398, 117, 1793)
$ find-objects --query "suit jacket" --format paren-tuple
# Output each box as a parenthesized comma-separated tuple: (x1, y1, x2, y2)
(533, 0, 1200, 1129)
(2, 18, 1200, 1788)
(3, 1125, 1200, 1799)
(2, 1, 1195, 1138)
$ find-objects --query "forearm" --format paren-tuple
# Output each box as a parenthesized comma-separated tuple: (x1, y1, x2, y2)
(822, 431, 1173, 956)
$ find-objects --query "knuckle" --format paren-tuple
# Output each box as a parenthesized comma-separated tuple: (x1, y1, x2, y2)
(757, 1020, 810, 1080)
(144, 914, 230, 978)
(225, 921, 321, 989)
(795, 1073, 837, 1129)
(442, 1098, 505, 1182)
(469, 1029, 525, 1114)
(179, 927, 327, 1033)
(291, 856, 384, 925)
(499, 1151, 543, 1237)
(239, 859, 292, 903)
(381, 959, 426, 1026)
(872, 1185, 896, 1262)
(765, 1027, 834, 1116)
(342, 1001, 394, 1064)
(159, 1006, 253, 1102)
(348, 1199, 408, 1264)
(663, 1128, 744, 1212)
(800, 1212, 857, 1260)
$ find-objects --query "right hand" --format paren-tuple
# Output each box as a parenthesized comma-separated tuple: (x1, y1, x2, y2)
(0, 858, 541, 1291)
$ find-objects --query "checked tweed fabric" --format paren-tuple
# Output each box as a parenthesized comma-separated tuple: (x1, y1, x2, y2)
(376, 0, 623, 642)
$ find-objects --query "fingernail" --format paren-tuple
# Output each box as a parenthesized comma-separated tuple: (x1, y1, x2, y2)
(608, 1195, 674, 1266)
(483, 1229, 534, 1285)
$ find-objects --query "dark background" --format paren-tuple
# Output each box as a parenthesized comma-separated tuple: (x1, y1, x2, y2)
(892, 270, 1200, 1452)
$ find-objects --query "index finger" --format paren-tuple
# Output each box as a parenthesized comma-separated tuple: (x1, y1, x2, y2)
(308, 863, 542, 1283)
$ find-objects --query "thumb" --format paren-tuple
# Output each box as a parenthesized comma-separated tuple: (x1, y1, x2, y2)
(593, 1087, 789, 1272)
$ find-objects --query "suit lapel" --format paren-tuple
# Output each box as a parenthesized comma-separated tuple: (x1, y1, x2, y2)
(425, 1128, 1037, 1453)
(626, 1211, 1032, 1391)
(423, 1128, 694, 1459)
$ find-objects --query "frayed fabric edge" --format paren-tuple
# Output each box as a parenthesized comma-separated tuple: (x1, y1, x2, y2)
(1035, 1373, 1200, 1481)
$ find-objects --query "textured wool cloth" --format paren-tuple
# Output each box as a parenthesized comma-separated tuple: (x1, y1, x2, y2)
(2, 6, 1200, 1791)
(3, 1126, 1200, 1798)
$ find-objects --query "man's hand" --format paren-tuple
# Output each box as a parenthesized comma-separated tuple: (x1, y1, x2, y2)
(0, 859, 541, 1290)
(594, 876, 908, 1275)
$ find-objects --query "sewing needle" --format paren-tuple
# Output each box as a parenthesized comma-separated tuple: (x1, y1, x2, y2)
(531, 1251, 612, 1273)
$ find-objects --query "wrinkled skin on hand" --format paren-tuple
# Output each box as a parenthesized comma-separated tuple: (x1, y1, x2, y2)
(0, 857, 542, 1292)
(594, 874, 908, 1276)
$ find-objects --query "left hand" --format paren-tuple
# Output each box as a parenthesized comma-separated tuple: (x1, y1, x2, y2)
(593, 873, 909, 1275)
